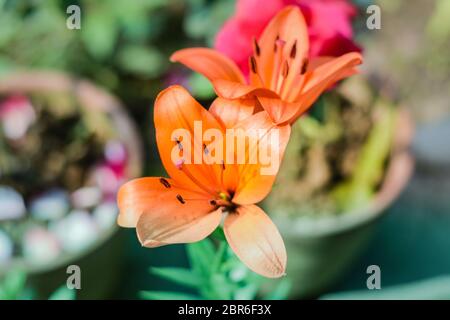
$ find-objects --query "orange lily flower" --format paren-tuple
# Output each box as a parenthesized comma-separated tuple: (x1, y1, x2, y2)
(117, 85, 290, 278)
(171, 6, 363, 125)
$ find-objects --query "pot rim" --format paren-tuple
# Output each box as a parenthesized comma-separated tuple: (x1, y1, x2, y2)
(273, 107, 415, 239)
(0, 70, 143, 274)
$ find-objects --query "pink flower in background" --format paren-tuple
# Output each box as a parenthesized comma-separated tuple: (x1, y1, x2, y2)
(92, 140, 128, 196)
(215, 0, 361, 76)
(0, 95, 36, 141)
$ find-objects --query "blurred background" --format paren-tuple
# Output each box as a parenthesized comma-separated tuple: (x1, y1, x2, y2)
(0, 0, 449, 299)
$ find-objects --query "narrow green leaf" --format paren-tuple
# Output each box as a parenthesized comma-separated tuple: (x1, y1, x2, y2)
(186, 239, 216, 276)
(333, 99, 396, 211)
(210, 274, 234, 300)
(139, 291, 199, 300)
(2, 269, 27, 299)
(234, 282, 260, 300)
(210, 227, 226, 242)
(150, 267, 201, 289)
(264, 278, 292, 300)
(49, 286, 76, 300)
(211, 240, 227, 273)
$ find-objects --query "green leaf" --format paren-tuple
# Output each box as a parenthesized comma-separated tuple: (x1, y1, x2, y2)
(140, 291, 200, 300)
(81, 7, 118, 60)
(264, 278, 292, 300)
(309, 97, 326, 123)
(234, 283, 260, 300)
(210, 227, 226, 242)
(210, 274, 234, 300)
(186, 239, 216, 276)
(150, 267, 201, 289)
(117, 45, 166, 77)
(1, 269, 27, 299)
(188, 73, 215, 99)
(333, 99, 397, 211)
(211, 240, 227, 273)
(0, 12, 19, 46)
(49, 286, 76, 300)
(427, 0, 450, 42)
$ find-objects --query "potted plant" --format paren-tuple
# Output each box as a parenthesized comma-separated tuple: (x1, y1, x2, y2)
(0, 71, 143, 299)
(261, 75, 414, 298)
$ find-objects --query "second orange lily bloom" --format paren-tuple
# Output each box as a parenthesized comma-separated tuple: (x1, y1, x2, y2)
(171, 6, 363, 125)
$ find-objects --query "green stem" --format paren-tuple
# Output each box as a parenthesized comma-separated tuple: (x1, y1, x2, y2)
(211, 239, 227, 273)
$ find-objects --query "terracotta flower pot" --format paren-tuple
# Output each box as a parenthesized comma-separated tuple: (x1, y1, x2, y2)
(0, 71, 143, 299)
(267, 108, 414, 298)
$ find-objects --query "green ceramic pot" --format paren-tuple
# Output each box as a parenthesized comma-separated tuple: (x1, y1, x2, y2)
(269, 109, 414, 298)
(0, 71, 143, 299)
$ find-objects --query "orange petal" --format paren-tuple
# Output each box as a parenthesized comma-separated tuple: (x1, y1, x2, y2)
(117, 177, 210, 228)
(213, 79, 278, 100)
(224, 205, 287, 278)
(257, 96, 300, 125)
(258, 6, 309, 85)
(137, 205, 222, 248)
(154, 85, 226, 195)
(230, 111, 291, 205)
(209, 97, 255, 128)
(288, 52, 363, 123)
(302, 52, 363, 93)
(170, 48, 245, 84)
(307, 56, 335, 70)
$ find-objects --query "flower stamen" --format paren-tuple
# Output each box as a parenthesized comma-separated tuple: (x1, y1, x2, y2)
(250, 56, 265, 86)
(176, 194, 185, 204)
(301, 57, 309, 75)
(253, 38, 261, 57)
(290, 40, 297, 59)
(159, 178, 171, 188)
(175, 159, 217, 195)
(271, 38, 286, 92)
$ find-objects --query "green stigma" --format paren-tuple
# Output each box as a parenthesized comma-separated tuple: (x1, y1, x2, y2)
(219, 192, 228, 201)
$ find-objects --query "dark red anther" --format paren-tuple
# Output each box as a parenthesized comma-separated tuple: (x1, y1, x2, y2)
(282, 61, 289, 77)
(290, 40, 297, 59)
(176, 194, 185, 204)
(159, 178, 171, 188)
(301, 58, 309, 75)
(250, 56, 257, 74)
(253, 38, 261, 56)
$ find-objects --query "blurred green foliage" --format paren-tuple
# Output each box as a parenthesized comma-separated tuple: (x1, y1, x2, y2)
(332, 98, 396, 211)
(0, 269, 75, 300)
(141, 234, 291, 300)
(427, 0, 450, 44)
(0, 0, 232, 89)
(0, 0, 235, 176)
(264, 76, 397, 217)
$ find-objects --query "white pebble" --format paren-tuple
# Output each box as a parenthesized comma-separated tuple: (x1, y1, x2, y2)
(50, 210, 98, 253)
(22, 226, 61, 265)
(93, 202, 118, 231)
(0, 186, 26, 221)
(71, 186, 102, 209)
(30, 189, 70, 221)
